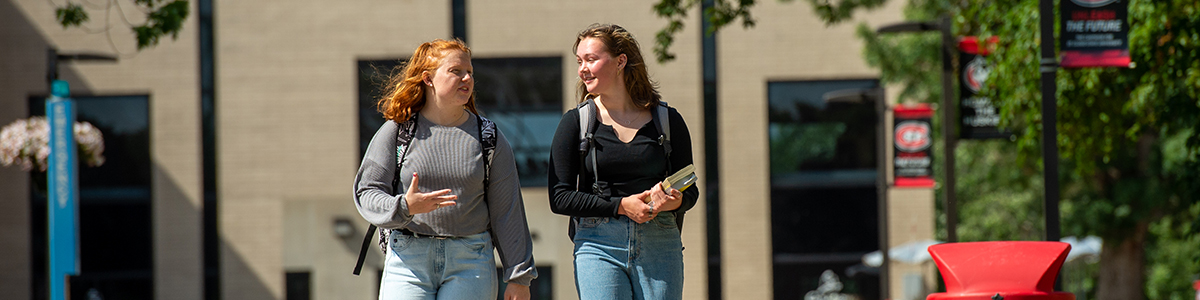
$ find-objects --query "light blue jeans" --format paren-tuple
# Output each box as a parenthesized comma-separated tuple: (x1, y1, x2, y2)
(379, 231, 497, 300)
(573, 212, 684, 300)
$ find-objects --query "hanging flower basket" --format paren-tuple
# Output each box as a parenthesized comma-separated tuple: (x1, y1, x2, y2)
(0, 116, 106, 172)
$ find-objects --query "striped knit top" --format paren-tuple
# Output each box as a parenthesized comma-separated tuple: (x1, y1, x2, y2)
(354, 111, 536, 285)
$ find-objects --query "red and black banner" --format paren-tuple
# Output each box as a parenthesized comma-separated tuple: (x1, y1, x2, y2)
(894, 104, 935, 188)
(1060, 0, 1130, 68)
(958, 36, 1011, 140)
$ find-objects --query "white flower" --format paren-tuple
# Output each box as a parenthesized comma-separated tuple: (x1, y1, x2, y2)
(74, 121, 106, 167)
(0, 117, 105, 171)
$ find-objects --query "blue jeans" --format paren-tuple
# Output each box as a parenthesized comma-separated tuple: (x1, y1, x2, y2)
(379, 231, 497, 300)
(573, 212, 684, 300)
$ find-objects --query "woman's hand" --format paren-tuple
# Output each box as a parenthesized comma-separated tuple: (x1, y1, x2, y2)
(403, 173, 457, 215)
(617, 190, 654, 223)
(648, 182, 683, 214)
(503, 282, 530, 300)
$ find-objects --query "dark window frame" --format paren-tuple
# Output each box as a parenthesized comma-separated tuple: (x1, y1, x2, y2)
(357, 56, 563, 187)
(766, 79, 882, 299)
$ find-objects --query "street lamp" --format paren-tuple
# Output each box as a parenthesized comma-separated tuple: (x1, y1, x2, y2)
(1038, 0, 1062, 245)
(874, 17, 959, 244)
(47, 48, 118, 88)
(823, 87, 887, 300)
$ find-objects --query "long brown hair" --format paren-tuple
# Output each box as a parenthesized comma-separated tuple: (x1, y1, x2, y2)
(377, 39, 478, 123)
(573, 23, 661, 109)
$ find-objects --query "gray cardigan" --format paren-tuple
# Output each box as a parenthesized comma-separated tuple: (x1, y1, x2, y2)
(353, 112, 537, 285)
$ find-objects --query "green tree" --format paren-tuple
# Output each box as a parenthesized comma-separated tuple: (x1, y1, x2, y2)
(654, 0, 1200, 299)
(54, 0, 190, 50)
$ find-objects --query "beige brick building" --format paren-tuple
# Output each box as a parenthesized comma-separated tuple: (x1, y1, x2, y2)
(1, 0, 936, 299)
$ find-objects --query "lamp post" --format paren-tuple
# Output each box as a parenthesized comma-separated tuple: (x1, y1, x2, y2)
(48, 48, 118, 87)
(44, 47, 116, 300)
(875, 17, 959, 244)
(1038, 0, 1061, 245)
(823, 87, 887, 300)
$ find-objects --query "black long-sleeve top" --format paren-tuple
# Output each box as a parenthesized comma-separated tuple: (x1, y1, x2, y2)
(547, 106, 699, 218)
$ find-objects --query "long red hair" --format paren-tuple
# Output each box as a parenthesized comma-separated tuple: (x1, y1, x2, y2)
(377, 39, 478, 123)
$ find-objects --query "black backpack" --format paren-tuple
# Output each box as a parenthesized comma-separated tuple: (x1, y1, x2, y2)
(570, 97, 685, 239)
(353, 113, 498, 275)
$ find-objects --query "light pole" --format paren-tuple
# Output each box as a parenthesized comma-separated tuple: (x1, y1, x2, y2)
(44, 47, 116, 300)
(48, 48, 118, 87)
(823, 87, 887, 300)
(875, 17, 959, 244)
(1038, 0, 1061, 245)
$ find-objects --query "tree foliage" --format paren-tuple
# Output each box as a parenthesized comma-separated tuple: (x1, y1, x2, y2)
(653, 0, 757, 62)
(54, 0, 190, 50)
(652, 0, 889, 62)
(953, 0, 1199, 246)
(655, 0, 1200, 297)
(55, 3, 88, 27)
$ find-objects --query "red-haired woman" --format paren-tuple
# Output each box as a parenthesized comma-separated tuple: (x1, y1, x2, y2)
(354, 39, 536, 300)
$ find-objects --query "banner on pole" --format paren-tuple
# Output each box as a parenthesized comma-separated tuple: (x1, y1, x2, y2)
(47, 79, 80, 300)
(1060, 0, 1130, 68)
(894, 104, 935, 188)
(958, 36, 1012, 140)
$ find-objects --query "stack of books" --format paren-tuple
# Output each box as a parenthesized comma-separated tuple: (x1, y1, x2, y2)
(662, 164, 696, 193)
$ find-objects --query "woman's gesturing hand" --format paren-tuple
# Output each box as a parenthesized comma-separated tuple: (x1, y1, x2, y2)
(404, 173, 457, 215)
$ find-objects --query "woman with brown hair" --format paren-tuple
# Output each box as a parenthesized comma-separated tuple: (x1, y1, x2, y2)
(354, 39, 536, 300)
(548, 23, 699, 300)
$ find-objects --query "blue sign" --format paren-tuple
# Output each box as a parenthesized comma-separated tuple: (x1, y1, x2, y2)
(47, 79, 79, 300)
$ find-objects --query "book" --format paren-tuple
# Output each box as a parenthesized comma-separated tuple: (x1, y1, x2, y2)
(663, 164, 696, 193)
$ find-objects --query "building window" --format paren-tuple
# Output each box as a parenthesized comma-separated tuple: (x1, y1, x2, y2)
(357, 59, 402, 158)
(766, 80, 880, 299)
(358, 56, 561, 187)
(285, 271, 311, 300)
(29, 95, 153, 300)
(471, 57, 561, 187)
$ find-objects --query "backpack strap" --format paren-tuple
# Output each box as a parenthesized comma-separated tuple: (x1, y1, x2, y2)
(354, 115, 418, 276)
(569, 98, 600, 240)
(576, 98, 601, 195)
(577, 99, 594, 151)
(477, 113, 498, 199)
(390, 115, 420, 206)
(652, 101, 672, 174)
(651, 101, 687, 233)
